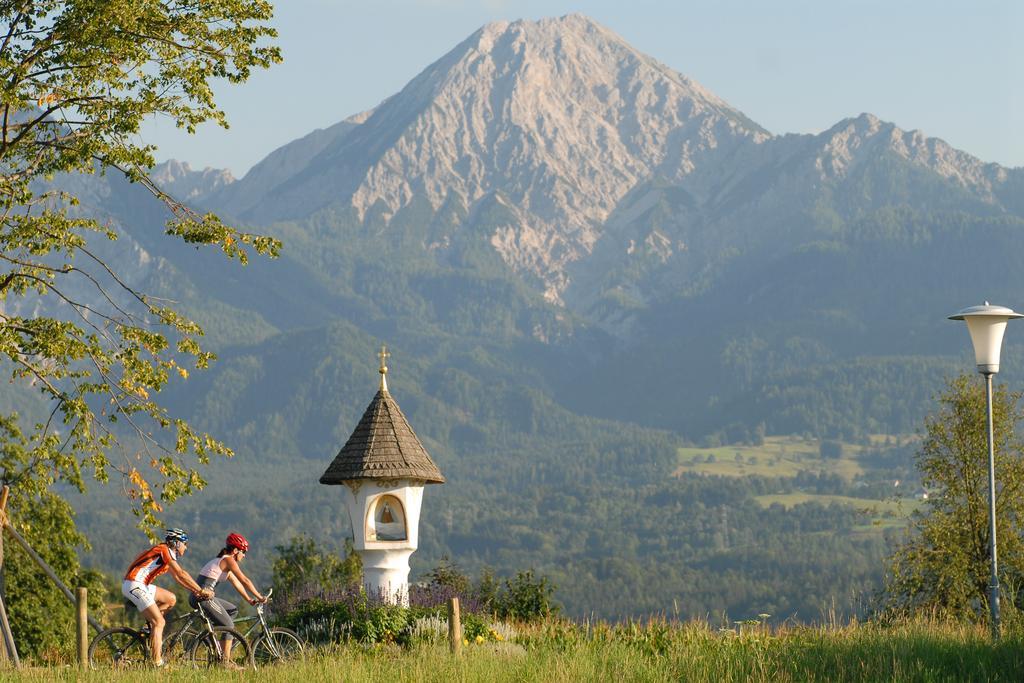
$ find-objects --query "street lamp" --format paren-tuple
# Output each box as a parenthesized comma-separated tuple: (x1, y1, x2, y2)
(949, 302, 1022, 640)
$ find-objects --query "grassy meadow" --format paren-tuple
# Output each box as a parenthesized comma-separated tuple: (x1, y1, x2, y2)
(5, 619, 1022, 682)
(674, 435, 907, 479)
(754, 493, 924, 529)
(676, 436, 859, 478)
(676, 435, 923, 529)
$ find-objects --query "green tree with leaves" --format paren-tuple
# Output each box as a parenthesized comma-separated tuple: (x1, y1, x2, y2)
(882, 374, 1024, 619)
(0, 1, 280, 656)
(1, 0, 281, 526)
(0, 421, 109, 660)
(424, 556, 471, 595)
(271, 535, 362, 598)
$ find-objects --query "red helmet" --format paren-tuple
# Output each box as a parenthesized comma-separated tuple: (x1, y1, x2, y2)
(226, 533, 249, 552)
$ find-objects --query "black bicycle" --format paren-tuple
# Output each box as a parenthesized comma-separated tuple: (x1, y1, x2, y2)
(88, 598, 253, 669)
(234, 589, 305, 665)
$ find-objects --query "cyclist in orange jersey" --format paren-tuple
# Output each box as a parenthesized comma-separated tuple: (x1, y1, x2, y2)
(122, 528, 212, 667)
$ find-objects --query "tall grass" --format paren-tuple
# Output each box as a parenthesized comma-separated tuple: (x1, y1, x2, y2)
(8, 618, 1023, 682)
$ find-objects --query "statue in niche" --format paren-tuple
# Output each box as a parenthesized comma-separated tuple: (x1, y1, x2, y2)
(369, 495, 407, 541)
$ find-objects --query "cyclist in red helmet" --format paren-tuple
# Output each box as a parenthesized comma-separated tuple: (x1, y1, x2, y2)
(189, 532, 267, 668)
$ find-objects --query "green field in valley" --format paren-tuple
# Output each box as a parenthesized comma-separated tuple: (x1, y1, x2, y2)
(754, 493, 925, 531)
(754, 493, 922, 514)
(675, 435, 925, 532)
(674, 435, 909, 480)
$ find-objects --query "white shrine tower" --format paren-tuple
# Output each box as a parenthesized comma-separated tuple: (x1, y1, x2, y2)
(319, 346, 445, 604)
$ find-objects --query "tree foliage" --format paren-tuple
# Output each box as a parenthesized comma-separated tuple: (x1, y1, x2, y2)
(271, 535, 362, 598)
(0, 0, 281, 531)
(0, 414, 109, 659)
(883, 374, 1024, 619)
(424, 555, 471, 595)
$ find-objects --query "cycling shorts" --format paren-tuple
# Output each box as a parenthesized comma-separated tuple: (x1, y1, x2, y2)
(122, 580, 157, 612)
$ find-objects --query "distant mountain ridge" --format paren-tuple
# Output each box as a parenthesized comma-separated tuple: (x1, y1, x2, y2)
(198, 15, 1020, 319)
(206, 14, 771, 302)
(151, 160, 235, 201)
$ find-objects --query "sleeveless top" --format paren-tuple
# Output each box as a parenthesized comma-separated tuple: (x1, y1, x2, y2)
(197, 556, 227, 590)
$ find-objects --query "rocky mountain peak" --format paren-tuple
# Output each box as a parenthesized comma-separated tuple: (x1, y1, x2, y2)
(341, 15, 767, 300)
(813, 113, 1003, 198)
(212, 15, 772, 302)
(198, 15, 1018, 315)
(152, 160, 235, 202)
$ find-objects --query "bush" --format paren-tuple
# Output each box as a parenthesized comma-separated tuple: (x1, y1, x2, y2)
(460, 611, 490, 641)
(419, 559, 557, 623)
(271, 535, 361, 599)
(355, 603, 411, 643)
(274, 564, 554, 647)
(276, 588, 416, 646)
(408, 614, 448, 644)
(491, 570, 558, 621)
(424, 556, 471, 595)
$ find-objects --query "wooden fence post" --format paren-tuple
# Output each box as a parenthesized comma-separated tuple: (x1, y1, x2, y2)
(0, 486, 17, 667)
(77, 587, 88, 668)
(0, 599, 17, 668)
(0, 485, 6, 667)
(448, 596, 462, 655)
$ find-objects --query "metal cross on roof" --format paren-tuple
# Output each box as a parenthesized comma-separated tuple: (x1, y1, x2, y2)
(378, 345, 390, 391)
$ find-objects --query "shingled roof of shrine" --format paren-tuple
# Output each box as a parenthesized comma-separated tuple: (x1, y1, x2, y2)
(319, 348, 445, 485)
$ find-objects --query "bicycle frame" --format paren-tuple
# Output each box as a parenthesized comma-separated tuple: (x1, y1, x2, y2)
(234, 588, 283, 658)
(235, 613, 263, 641)
(160, 601, 227, 659)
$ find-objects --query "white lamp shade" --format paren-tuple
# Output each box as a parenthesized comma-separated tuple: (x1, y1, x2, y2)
(949, 304, 1023, 374)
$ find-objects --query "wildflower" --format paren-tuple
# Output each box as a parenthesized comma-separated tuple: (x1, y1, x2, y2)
(462, 638, 468, 646)
(475, 635, 484, 644)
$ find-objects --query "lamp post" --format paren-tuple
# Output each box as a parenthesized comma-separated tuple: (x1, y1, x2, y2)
(948, 302, 1022, 641)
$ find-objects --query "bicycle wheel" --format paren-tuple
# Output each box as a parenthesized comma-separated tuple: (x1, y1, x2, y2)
(88, 627, 148, 669)
(162, 621, 200, 664)
(253, 627, 304, 664)
(186, 626, 254, 670)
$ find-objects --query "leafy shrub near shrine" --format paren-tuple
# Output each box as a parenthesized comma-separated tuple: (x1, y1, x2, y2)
(271, 551, 555, 645)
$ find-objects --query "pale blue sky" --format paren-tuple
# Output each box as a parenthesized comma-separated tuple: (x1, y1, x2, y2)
(144, 0, 1022, 176)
